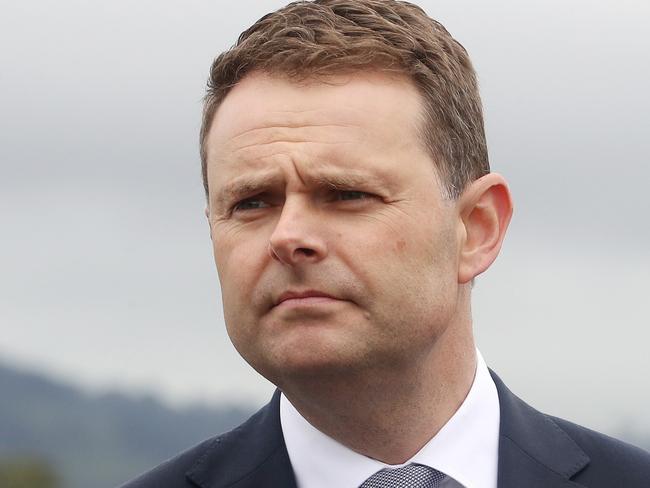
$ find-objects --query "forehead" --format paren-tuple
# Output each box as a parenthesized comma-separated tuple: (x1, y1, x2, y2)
(205, 71, 426, 160)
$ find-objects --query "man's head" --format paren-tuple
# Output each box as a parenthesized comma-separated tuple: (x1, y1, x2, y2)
(202, 0, 512, 388)
(200, 0, 489, 201)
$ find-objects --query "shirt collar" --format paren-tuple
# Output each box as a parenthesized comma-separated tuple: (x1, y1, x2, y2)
(280, 349, 500, 488)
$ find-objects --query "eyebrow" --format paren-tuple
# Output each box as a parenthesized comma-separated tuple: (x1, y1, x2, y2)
(311, 171, 390, 193)
(212, 171, 283, 211)
(212, 167, 393, 212)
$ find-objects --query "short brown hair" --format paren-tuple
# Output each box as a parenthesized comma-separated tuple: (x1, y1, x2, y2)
(200, 0, 489, 200)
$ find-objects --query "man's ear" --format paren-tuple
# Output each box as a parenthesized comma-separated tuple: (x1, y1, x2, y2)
(457, 173, 513, 284)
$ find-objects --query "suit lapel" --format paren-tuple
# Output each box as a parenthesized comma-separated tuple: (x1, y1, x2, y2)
(491, 371, 589, 488)
(185, 390, 297, 488)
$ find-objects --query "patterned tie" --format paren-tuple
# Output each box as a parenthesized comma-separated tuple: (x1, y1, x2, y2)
(359, 463, 446, 488)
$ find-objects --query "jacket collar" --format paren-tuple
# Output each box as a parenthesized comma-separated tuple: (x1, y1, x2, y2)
(186, 373, 592, 488)
(185, 389, 296, 488)
(491, 370, 590, 488)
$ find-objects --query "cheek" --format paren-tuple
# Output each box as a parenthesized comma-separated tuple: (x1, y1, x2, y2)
(214, 242, 260, 351)
(213, 237, 263, 307)
(380, 219, 458, 297)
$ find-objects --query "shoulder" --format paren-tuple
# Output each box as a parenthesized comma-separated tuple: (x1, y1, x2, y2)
(549, 415, 650, 486)
(118, 393, 283, 488)
(490, 369, 650, 487)
(117, 410, 259, 487)
(117, 435, 219, 488)
(118, 421, 258, 488)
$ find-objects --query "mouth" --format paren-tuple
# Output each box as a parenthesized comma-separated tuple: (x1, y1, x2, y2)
(273, 290, 341, 308)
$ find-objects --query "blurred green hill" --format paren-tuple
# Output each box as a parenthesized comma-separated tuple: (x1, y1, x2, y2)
(0, 457, 60, 488)
(0, 359, 254, 488)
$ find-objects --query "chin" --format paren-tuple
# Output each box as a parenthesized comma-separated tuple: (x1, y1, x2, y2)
(246, 336, 369, 386)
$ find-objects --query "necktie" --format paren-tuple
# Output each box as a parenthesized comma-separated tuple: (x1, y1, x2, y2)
(359, 463, 446, 488)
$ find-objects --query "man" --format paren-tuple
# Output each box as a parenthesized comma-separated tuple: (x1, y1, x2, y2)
(121, 1, 650, 487)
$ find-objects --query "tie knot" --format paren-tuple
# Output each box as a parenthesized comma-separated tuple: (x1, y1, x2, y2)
(359, 463, 446, 488)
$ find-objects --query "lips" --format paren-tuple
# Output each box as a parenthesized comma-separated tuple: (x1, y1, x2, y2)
(274, 290, 338, 307)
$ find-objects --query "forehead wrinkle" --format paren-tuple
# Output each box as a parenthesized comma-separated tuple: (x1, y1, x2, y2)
(227, 107, 364, 136)
(232, 138, 356, 156)
(231, 122, 356, 143)
(227, 125, 360, 155)
(215, 104, 367, 152)
(223, 136, 358, 178)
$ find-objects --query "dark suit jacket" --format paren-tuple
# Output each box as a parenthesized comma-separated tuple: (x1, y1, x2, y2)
(120, 371, 650, 487)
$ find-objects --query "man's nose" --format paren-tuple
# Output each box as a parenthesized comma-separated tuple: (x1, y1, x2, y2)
(268, 198, 328, 266)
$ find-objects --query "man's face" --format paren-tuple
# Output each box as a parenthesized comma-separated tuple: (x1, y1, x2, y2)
(205, 71, 463, 383)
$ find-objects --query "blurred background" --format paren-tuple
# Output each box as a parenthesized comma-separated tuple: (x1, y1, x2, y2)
(1, 0, 649, 486)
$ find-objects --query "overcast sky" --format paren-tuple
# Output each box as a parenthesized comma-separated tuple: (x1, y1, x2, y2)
(1, 0, 649, 441)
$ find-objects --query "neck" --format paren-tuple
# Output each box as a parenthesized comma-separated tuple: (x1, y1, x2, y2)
(280, 321, 477, 464)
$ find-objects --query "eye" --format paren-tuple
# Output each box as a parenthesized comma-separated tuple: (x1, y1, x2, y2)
(233, 197, 270, 211)
(334, 190, 371, 201)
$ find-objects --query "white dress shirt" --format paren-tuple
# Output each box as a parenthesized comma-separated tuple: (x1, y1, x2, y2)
(280, 349, 500, 488)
